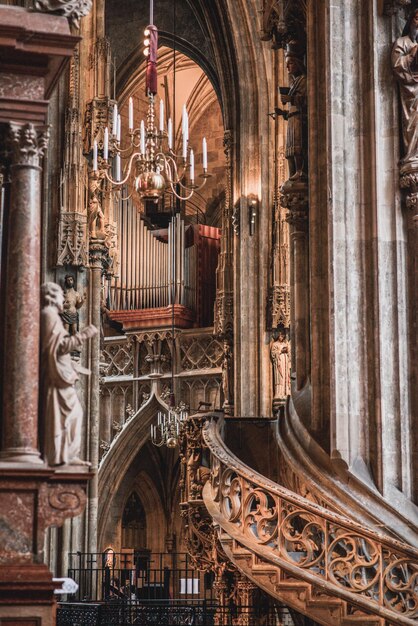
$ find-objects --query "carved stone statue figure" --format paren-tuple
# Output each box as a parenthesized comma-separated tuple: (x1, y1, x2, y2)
(278, 43, 307, 180)
(104, 222, 119, 276)
(60, 274, 85, 335)
(392, 9, 418, 162)
(40, 282, 97, 466)
(221, 340, 233, 411)
(88, 193, 105, 239)
(270, 330, 291, 402)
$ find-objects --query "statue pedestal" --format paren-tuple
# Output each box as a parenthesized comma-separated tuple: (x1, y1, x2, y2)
(0, 467, 92, 625)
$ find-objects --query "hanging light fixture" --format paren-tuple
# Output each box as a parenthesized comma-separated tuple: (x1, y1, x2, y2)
(150, 403, 188, 448)
(148, 0, 190, 448)
(92, 0, 210, 203)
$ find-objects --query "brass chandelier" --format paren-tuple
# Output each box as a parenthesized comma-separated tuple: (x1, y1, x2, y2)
(92, 0, 209, 202)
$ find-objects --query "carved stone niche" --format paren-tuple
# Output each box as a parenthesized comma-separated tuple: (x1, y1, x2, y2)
(57, 211, 88, 267)
(260, 0, 307, 48)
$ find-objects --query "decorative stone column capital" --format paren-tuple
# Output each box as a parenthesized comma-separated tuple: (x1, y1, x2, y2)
(8, 123, 49, 168)
(89, 240, 108, 269)
(33, 0, 92, 28)
(281, 181, 309, 231)
(400, 162, 418, 222)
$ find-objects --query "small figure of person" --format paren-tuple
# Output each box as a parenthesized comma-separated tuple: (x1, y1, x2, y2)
(60, 274, 85, 336)
(270, 329, 291, 402)
(221, 340, 233, 410)
(392, 9, 418, 162)
(276, 42, 307, 181)
(40, 281, 97, 466)
(88, 193, 105, 239)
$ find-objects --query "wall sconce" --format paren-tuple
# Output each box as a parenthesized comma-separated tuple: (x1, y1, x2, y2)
(248, 196, 258, 236)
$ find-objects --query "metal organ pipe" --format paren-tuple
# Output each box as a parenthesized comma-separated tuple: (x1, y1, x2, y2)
(110, 198, 197, 313)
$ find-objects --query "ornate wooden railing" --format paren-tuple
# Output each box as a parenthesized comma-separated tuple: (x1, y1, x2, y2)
(202, 416, 418, 626)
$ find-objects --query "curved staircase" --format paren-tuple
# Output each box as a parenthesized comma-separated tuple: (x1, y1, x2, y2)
(201, 417, 418, 626)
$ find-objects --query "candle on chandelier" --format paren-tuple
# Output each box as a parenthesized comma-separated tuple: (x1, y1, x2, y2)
(128, 97, 134, 131)
(93, 140, 98, 171)
(103, 127, 109, 160)
(182, 132, 187, 160)
(140, 120, 145, 154)
(115, 153, 121, 181)
(112, 103, 118, 136)
(159, 98, 164, 132)
(190, 149, 194, 182)
(117, 114, 121, 142)
(168, 118, 173, 149)
(182, 104, 188, 140)
(202, 137, 207, 170)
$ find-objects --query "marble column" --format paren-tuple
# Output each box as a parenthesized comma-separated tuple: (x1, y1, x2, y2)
(1, 123, 49, 465)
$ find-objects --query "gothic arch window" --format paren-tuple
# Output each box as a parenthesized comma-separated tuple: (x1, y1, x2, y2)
(121, 492, 147, 550)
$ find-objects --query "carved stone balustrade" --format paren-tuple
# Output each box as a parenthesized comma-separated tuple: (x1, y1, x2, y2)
(202, 416, 418, 626)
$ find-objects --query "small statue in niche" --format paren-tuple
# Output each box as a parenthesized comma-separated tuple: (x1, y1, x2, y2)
(40, 282, 98, 466)
(270, 328, 291, 403)
(276, 42, 307, 181)
(392, 9, 418, 163)
(88, 193, 105, 239)
(104, 222, 119, 277)
(221, 340, 233, 412)
(60, 274, 85, 336)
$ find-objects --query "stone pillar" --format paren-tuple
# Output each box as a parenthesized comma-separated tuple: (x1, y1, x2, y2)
(400, 164, 418, 500)
(282, 183, 310, 391)
(214, 131, 234, 416)
(213, 575, 230, 626)
(234, 576, 258, 626)
(86, 241, 107, 554)
(0, 123, 49, 465)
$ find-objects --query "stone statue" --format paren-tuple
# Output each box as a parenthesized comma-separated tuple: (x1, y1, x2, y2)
(221, 340, 233, 411)
(270, 330, 291, 402)
(40, 282, 98, 466)
(88, 193, 105, 239)
(392, 9, 418, 163)
(104, 222, 119, 276)
(60, 274, 85, 335)
(277, 43, 307, 181)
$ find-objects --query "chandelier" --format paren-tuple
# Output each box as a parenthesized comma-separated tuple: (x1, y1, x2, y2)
(150, 404, 188, 448)
(92, 1, 209, 202)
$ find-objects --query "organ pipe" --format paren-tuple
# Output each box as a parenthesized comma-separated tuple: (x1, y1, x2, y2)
(110, 197, 197, 312)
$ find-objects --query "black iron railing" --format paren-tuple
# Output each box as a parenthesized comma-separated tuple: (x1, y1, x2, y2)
(67, 551, 214, 602)
(57, 600, 283, 626)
